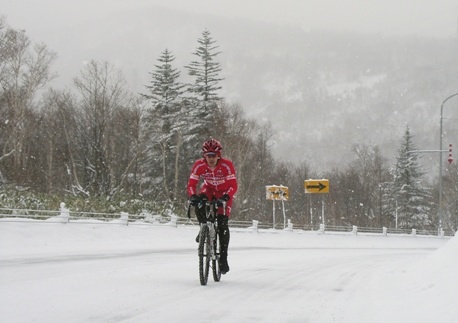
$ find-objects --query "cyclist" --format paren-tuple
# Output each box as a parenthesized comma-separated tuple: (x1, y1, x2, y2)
(188, 138, 238, 274)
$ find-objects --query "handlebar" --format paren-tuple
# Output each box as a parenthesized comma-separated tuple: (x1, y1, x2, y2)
(187, 198, 227, 219)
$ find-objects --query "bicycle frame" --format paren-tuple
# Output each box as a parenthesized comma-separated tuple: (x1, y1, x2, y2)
(188, 199, 226, 285)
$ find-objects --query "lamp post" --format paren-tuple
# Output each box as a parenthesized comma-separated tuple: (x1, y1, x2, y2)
(438, 93, 458, 235)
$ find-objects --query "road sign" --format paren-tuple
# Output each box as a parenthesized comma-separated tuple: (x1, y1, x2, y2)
(304, 179, 329, 194)
(266, 185, 289, 229)
(266, 185, 289, 201)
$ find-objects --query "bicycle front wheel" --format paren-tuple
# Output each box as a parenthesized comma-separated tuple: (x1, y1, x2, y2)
(198, 225, 210, 285)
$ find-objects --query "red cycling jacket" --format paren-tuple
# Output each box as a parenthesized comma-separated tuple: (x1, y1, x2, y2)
(187, 157, 238, 216)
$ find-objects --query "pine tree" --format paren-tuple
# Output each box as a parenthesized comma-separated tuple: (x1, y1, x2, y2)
(391, 126, 432, 229)
(185, 29, 224, 138)
(143, 48, 185, 132)
(142, 49, 186, 204)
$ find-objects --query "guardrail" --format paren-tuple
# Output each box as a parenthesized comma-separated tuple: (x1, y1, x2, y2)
(0, 204, 453, 237)
(0, 205, 177, 226)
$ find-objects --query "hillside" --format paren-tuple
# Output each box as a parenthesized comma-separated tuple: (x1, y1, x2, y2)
(9, 4, 458, 173)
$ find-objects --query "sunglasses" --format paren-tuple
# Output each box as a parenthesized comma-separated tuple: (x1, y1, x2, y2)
(204, 153, 217, 158)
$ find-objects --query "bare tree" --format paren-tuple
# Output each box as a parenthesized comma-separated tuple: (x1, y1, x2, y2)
(438, 161, 458, 232)
(73, 60, 141, 198)
(242, 122, 276, 221)
(213, 102, 257, 204)
(38, 89, 82, 194)
(0, 20, 56, 185)
(352, 144, 391, 227)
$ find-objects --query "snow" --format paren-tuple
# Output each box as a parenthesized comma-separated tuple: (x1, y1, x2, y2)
(0, 220, 456, 323)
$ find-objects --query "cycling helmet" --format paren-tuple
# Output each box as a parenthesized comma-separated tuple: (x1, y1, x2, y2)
(202, 139, 222, 157)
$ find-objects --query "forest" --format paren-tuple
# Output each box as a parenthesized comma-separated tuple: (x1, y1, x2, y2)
(0, 17, 457, 234)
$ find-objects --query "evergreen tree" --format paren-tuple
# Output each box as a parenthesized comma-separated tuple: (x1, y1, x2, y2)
(142, 49, 186, 204)
(381, 179, 397, 228)
(391, 126, 432, 229)
(185, 29, 224, 138)
(143, 49, 185, 112)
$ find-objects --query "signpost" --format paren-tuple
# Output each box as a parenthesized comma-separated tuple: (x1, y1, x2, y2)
(266, 185, 289, 229)
(304, 179, 330, 227)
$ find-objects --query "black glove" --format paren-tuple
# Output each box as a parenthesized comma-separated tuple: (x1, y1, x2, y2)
(189, 194, 200, 206)
(217, 194, 230, 207)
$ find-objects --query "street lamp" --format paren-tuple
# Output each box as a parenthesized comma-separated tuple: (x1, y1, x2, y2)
(438, 92, 458, 235)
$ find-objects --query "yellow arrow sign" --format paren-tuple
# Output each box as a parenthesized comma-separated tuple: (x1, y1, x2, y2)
(304, 179, 329, 194)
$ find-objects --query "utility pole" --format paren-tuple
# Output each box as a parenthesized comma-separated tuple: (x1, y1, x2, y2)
(439, 93, 458, 235)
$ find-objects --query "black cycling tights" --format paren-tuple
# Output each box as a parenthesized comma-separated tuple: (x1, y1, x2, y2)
(217, 214, 230, 258)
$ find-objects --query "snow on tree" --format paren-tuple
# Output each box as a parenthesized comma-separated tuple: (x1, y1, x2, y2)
(185, 29, 224, 138)
(143, 48, 186, 111)
(73, 60, 137, 199)
(391, 126, 432, 229)
(142, 49, 188, 204)
(0, 19, 57, 186)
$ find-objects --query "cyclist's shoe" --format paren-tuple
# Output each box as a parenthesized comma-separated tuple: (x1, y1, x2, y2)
(221, 259, 230, 274)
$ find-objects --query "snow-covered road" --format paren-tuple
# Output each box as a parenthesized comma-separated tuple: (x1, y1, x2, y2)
(0, 221, 455, 322)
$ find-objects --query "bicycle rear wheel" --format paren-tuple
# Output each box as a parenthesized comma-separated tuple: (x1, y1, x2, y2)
(198, 225, 210, 285)
(212, 232, 221, 282)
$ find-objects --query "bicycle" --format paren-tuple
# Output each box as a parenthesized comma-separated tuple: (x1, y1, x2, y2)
(188, 199, 225, 285)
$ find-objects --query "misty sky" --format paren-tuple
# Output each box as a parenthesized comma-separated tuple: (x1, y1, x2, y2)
(2, 0, 457, 39)
(1, 0, 457, 173)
